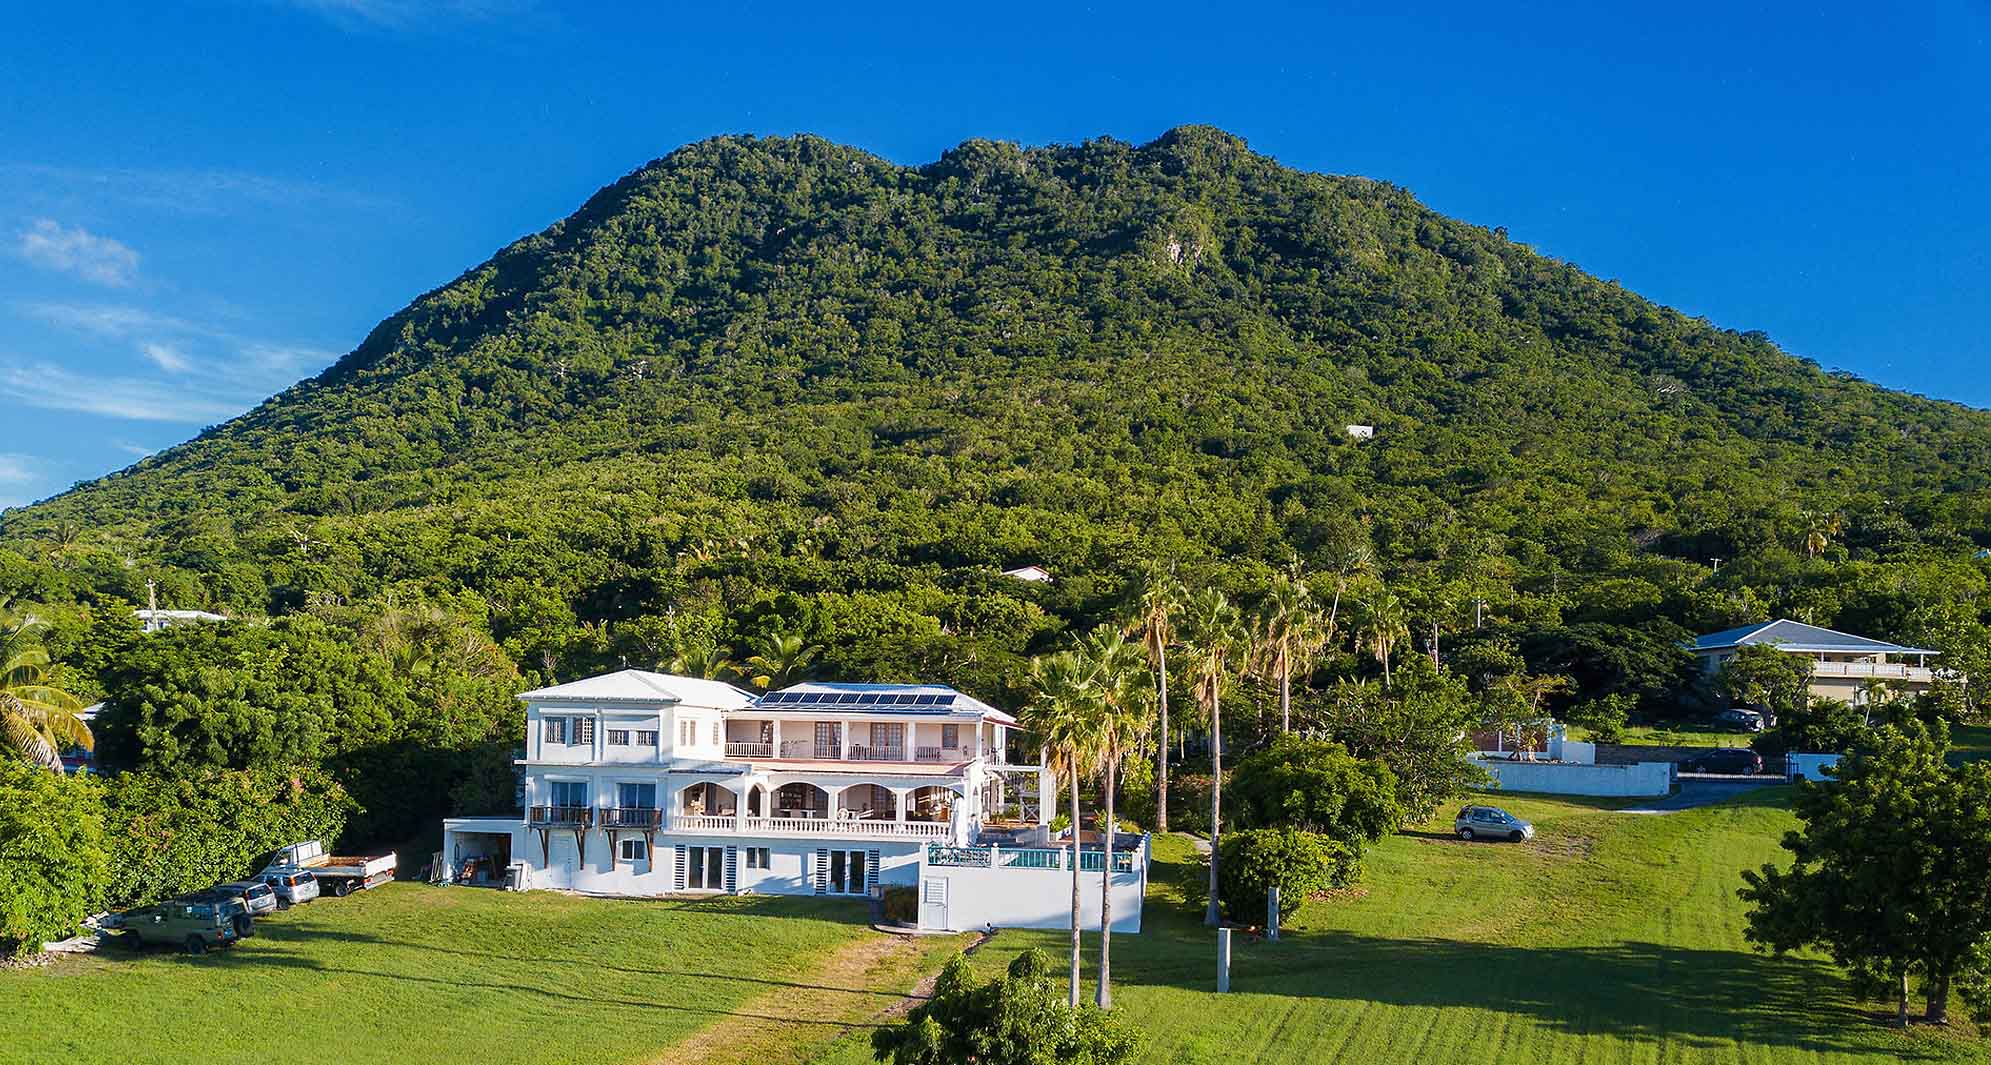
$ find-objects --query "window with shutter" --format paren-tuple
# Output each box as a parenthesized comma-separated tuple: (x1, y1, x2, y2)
(542, 717, 566, 745)
(941, 724, 959, 749)
(574, 717, 596, 745)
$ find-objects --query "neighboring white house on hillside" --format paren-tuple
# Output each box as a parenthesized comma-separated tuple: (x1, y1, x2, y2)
(442, 669, 1147, 932)
(1000, 565, 1053, 583)
(134, 608, 228, 633)
(1687, 619, 1945, 704)
(1345, 424, 1375, 440)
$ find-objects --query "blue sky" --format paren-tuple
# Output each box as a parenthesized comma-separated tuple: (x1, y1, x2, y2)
(2, 1, 1987, 509)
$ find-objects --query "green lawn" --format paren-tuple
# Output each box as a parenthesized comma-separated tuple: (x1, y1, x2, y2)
(813, 791, 1984, 1064)
(1576, 723, 1754, 748)
(0, 884, 886, 1065)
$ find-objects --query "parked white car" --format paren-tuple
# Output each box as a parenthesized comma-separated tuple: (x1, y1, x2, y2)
(256, 868, 321, 907)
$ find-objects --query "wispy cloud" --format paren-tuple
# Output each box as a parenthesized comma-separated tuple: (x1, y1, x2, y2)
(0, 163, 394, 216)
(0, 454, 38, 511)
(275, 0, 535, 31)
(17, 219, 140, 286)
(140, 341, 194, 373)
(113, 441, 160, 459)
(6, 300, 341, 425)
(0, 363, 249, 424)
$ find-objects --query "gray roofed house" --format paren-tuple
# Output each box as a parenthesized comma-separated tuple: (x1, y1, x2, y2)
(1688, 619, 1945, 705)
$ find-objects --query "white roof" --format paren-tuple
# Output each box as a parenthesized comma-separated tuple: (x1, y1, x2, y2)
(1000, 565, 1053, 582)
(518, 669, 756, 708)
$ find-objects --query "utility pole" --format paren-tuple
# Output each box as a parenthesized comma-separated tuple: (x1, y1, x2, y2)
(145, 578, 158, 613)
(1710, 558, 1723, 574)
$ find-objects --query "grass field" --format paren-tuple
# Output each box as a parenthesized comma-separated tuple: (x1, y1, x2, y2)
(0, 884, 947, 1065)
(8, 792, 1984, 1064)
(1573, 723, 1754, 747)
(810, 790, 1984, 1065)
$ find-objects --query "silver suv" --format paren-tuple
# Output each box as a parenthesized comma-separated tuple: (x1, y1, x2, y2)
(1455, 805, 1535, 842)
(256, 868, 321, 907)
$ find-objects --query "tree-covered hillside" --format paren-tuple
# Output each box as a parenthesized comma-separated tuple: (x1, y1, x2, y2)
(6, 126, 1991, 716)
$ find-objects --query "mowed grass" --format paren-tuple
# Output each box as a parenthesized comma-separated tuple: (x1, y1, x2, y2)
(0, 884, 888, 1065)
(813, 790, 1985, 1064)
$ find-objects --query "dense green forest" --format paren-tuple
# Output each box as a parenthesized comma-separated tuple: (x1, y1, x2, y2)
(4, 127, 1990, 846)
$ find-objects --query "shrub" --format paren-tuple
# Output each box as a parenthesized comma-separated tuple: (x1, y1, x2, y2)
(0, 761, 107, 956)
(100, 764, 355, 909)
(1229, 736, 1403, 844)
(1215, 827, 1345, 927)
(1116, 753, 1156, 829)
(871, 948, 1137, 1065)
(881, 885, 919, 925)
(1566, 693, 1633, 744)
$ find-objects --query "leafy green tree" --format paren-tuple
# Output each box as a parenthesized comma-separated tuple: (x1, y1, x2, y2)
(1740, 722, 1991, 1026)
(1180, 587, 1246, 927)
(1566, 692, 1634, 744)
(1752, 698, 1868, 758)
(1230, 735, 1403, 854)
(1715, 644, 1813, 722)
(0, 759, 106, 955)
(0, 615, 90, 771)
(1216, 827, 1342, 929)
(1310, 662, 1484, 820)
(870, 948, 1137, 1065)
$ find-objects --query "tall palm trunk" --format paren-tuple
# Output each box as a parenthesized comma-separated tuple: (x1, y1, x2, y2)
(1155, 641, 1170, 833)
(1204, 689, 1224, 927)
(1098, 755, 1116, 1009)
(1068, 770, 1083, 1008)
(1279, 659, 1291, 733)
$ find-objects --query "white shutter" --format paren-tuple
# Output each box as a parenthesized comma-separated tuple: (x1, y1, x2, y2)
(673, 845, 687, 891)
(814, 848, 829, 895)
(724, 846, 738, 893)
(865, 849, 880, 895)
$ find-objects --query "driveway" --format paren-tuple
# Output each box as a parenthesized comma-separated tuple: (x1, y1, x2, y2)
(1619, 775, 1784, 814)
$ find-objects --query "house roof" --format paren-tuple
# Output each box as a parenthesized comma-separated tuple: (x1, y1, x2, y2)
(134, 608, 228, 623)
(1000, 565, 1053, 582)
(759, 681, 1017, 725)
(1688, 619, 1939, 657)
(518, 669, 757, 708)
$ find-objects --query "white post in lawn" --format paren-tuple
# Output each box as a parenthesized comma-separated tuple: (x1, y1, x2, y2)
(1216, 928, 1232, 993)
(1267, 887, 1279, 940)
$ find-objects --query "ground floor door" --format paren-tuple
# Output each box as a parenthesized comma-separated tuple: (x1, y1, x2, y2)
(546, 834, 577, 889)
(818, 848, 872, 895)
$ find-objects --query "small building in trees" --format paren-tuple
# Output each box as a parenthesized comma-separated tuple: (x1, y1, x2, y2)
(1687, 619, 1943, 705)
(999, 564, 1053, 583)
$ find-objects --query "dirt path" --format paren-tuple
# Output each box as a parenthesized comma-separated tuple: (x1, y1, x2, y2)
(643, 928, 985, 1065)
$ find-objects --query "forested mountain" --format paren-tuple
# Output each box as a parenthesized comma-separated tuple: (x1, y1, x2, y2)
(8, 126, 1991, 730)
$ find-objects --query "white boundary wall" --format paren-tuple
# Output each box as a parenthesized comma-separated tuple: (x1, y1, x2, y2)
(1471, 756, 1672, 797)
(917, 837, 1149, 933)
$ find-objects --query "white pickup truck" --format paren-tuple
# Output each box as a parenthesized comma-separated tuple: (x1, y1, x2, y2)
(263, 840, 397, 897)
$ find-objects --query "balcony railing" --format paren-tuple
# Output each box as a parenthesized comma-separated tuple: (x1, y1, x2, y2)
(1810, 662, 1935, 681)
(779, 740, 842, 760)
(926, 842, 1137, 872)
(725, 741, 774, 759)
(600, 806, 662, 830)
(528, 805, 594, 827)
(741, 815, 953, 839)
(671, 813, 740, 832)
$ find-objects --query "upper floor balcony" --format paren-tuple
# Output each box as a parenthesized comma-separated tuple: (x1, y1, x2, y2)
(527, 804, 594, 828)
(1809, 661, 1937, 683)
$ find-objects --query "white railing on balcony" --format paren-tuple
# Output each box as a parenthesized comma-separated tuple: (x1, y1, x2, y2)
(744, 815, 953, 839)
(1810, 662, 1934, 681)
(779, 740, 842, 760)
(725, 741, 774, 759)
(671, 814, 740, 832)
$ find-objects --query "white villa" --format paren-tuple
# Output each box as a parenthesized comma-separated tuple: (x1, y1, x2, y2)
(1689, 619, 1944, 704)
(441, 669, 1148, 933)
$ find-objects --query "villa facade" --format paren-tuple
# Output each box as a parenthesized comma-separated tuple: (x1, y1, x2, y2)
(1688, 619, 1945, 705)
(441, 669, 1148, 932)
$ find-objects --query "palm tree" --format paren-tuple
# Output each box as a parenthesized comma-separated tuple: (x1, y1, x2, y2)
(1078, 624, 1152, 1009)
(1181, 587, 1245, 927)
(1325, 541, 1375, 644)
(743, 632, 821, 690)
(1123, 565, 1185, 831)
(1252, 575, 1323, 733)
(0, 616, 90, 771)
(1801, 510, 1845, 559)
(665, 639, 739, 681)
(1353, 588, 1410, 688)
(1020, 649, 1103, 1008)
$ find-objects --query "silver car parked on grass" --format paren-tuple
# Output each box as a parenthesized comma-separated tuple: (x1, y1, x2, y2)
(255, 868, 321, 907)
(1455, 805, 1535, 842)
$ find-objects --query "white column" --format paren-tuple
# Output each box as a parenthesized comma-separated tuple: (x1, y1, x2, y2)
(842, 720, 855, 760)
(894, 788, 908, 823)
